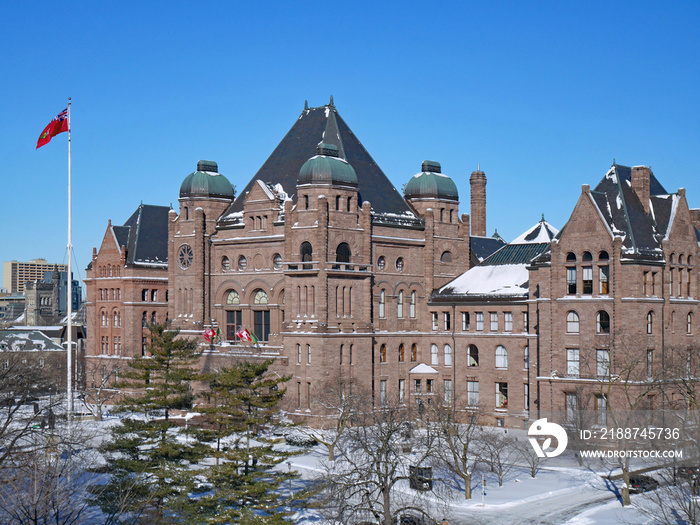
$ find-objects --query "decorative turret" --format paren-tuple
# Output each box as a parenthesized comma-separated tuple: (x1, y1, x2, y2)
(404, 161, 459, 201)
(179, 160, 235, 199)
(297, 143, 358, 187)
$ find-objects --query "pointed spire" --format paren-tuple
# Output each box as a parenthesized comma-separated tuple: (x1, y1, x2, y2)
(329, 95, 334, 107)
(304, 100, 309, 110)
(541, 213, 545, 222)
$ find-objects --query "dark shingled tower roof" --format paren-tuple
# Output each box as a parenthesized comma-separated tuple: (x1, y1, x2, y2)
(588, 164, 670, 260)
(114, 204, 170, 267)
(222, 100, 414, 217)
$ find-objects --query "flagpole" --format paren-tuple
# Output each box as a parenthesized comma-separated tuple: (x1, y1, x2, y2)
(67, 98, 73, 417)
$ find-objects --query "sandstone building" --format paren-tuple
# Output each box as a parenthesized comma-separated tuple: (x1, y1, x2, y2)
(85, 100, 700, 427)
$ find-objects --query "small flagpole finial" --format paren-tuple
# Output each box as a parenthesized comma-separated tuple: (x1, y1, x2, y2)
(329, 95, 334, 106)
(304, 100, 309, 110)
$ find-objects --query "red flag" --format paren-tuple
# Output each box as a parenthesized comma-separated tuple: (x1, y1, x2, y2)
(36, 108, 68, 149)
(203, 328, 215, 342)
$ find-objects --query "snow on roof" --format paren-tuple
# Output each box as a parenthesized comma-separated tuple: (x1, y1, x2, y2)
(510, 219, 559, 244)
(439, 263, 529, 297)
(409, 363, 438, 374)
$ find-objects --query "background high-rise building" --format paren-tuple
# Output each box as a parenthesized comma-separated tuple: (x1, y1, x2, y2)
(3, 259, 68, 295)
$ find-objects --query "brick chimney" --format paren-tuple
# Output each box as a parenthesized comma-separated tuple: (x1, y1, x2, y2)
(631, 166, 651, 214)
(690, 209, 700, 232)
(470, 168, 487, 237)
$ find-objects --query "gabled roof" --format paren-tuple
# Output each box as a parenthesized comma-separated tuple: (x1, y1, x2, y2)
(0, 330, 65, 352)
(117, 204, 170, 268)
(222, 102, 414, 219)
(587, 164, 671, 260)
(433, 218, 557, 301)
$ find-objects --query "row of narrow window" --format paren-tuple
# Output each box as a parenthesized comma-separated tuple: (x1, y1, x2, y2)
(378, 290, 417, 319)
(566, 310, 693, 335)
(222, 254, 283, 271)
(97, 264, 121, 278)
(377, 379, 526, 412)
(100, 310, 121, 328)
(141, 289, 166, 302)
(431, 311, 527, 333)
(566, 348, 611, 379)
(378, 343, 529, 370)
(99, 288, 121, 301)
(100, 336, 121, 355)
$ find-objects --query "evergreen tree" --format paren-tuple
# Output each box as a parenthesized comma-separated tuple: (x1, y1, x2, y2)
(184, 360, 296, 524)
(92, 323, 206, 524)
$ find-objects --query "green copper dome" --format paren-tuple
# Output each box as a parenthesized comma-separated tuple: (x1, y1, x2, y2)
(404, 160, 458, 201)
(180, 160, 235, 199)
(297, 144, 358, 187)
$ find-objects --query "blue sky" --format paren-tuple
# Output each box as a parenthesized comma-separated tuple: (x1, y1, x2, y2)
(2, 1, 700, 288)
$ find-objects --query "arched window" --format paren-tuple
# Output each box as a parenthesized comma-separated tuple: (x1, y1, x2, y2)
(566, 311, 580, 333)
(582, 251, 592, 261)
(142, 289, 148, 301)
(689, 255, 694, 265)
(495, 345, 508, 368)
(347, 196, 352, 212)
(113, 311, 118, 326)
(411, 344, 417, 362)
(304, 195, 309, 209)
(647, 311, 654, 334)
(151, 289, 157, 302)
(142, 312, 147, 327)
(596, 311, 610, 334)
(599, 251, 609, 261)
(253, 290, 270, 342)
(679, 254, 685, 265)
(444, 344, 452, 366)
(396, 257, 404, 272)
(380, 344, 387, 363)
(151, 312, 156, 325)
(226, 290, 240, 305)
(670, 253, 676, 264)
(378, 290, 385, 318)
(377, 256, 386, 270)
(441, 251, 453, 263)
(335, 195, 341, 210)
(273, 253, 283, 270)
(397, 290, 404, 318)
(430, 344, 438, 365)
(101, 311, 107, 327)
(336, 242, 351, 269)
(221, 256, 230, 271)
(467, 345, 479, 366)
(566, 252, 576, 262)
(301, 242, 313, 269)
(237, 255, 247, 271)
(398, 344, 405, 362)
(409, 291, 416, 318)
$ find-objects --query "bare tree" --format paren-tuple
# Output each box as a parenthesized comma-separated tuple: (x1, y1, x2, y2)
(582, 332, 662, 506)
(477, 429, 520, 487)
(0, 418, 104, 524)
(307, 374, 358, 461)
(513, 437, 542, 479)
(317, 392, 445, 525)
(429, 397, 481, 499)
(0, 351, 62, 469)
(79, 358, 121, 420)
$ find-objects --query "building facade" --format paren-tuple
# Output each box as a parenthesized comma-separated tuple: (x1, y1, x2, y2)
(85, 101, 700, 427)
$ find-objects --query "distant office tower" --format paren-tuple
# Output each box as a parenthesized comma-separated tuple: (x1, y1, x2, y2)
(3, 259, 68, 295)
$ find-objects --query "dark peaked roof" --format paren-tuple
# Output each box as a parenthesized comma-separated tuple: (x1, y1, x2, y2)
(115, 204, 170, 267)
(223, 102, 414, 217)
(470, 236, 507, 264)
(589, 164, 671, 259)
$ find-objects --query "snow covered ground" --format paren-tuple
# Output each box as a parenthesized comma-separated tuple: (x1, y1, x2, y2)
(60, 410, 672, 524)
